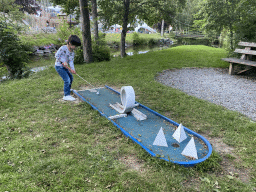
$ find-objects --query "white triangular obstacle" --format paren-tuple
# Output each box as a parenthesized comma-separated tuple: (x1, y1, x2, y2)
(172, 123, 187, 143)
(181, 137, 198, 159)
(153, 127, 168, 147)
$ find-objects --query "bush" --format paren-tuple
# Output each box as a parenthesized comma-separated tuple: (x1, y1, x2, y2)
(74, 44, 111, 64)
(148, 38, 158, 46)
(132, 32, 147, 46)
(74, 46, 84, 64)
(74, 33, 110, 64)
(92, 44, 111, 62)
(0, 23, 33, 79)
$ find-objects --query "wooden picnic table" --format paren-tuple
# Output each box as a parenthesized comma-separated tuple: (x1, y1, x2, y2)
(222, 41, 256, 75)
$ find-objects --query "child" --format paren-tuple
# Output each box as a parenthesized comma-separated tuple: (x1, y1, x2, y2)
(55, 35, 81, 101)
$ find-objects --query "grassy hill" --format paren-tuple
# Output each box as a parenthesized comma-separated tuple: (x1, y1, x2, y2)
(1, 45, 255, 191)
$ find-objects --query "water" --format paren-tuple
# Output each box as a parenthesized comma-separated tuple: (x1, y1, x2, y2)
(1, 66, 48, 82)
(111, 45, 172, 57)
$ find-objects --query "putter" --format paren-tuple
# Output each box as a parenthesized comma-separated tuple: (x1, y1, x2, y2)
(61, 62, 99, 95)
(76, 73, 99, 95)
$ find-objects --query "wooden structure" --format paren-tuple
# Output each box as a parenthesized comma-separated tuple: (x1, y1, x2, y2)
(222, 41, 256, 75)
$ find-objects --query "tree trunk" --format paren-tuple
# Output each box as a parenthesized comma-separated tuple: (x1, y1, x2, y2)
(121, 0, 130, 58)
(79, 0, 93, 63)
(229, 24, 234, 50)
(91, 0, 99, 42)
(161, 19, 164, 36)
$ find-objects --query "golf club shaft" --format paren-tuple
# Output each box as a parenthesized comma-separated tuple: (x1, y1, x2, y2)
(61, 62, 99, 92)
(76, 73, 97, 90)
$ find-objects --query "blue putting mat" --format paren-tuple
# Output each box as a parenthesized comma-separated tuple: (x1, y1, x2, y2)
(72, 86, 212, 166)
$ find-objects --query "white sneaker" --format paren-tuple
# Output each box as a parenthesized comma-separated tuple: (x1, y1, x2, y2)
(63, 95, 76, 101)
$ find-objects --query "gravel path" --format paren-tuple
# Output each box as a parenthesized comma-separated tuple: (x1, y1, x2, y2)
(156, 68, 256, 121)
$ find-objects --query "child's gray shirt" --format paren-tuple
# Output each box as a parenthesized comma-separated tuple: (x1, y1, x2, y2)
(55, 45, 75, 70)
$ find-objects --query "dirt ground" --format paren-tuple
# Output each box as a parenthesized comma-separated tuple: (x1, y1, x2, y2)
(201, 133, 250, 183)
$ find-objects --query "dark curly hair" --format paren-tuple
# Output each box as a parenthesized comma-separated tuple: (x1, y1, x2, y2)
(68, 35, 81, 46)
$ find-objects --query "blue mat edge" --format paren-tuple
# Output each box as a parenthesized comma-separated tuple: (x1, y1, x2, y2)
(72, 85, 213, 167)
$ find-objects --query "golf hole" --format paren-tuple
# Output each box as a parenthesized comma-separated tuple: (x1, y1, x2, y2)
(172, 143, 180, 148)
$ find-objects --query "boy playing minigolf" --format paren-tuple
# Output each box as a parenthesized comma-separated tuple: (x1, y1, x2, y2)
(55, 35, 81, 101)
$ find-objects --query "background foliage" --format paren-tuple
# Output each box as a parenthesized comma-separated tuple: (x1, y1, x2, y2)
(0, 23, 32, 79)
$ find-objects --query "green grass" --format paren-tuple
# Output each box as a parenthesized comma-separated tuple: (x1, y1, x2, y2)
(1, 45, 256, 191)
(19, 31, 165, 47)
(105, 32, 165, 45)
(20, 33, 60, 46)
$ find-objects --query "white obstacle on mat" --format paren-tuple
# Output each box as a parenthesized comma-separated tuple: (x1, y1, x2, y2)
(120, 86, 136, 113)
(181, 137, 198, 159)
(172, 123, 187, 143)
(109, 86, 147, 121)
(153, 127, 168, 147)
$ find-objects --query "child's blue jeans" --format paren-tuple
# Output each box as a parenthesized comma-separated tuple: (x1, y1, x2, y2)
(55, 66, 73, 96)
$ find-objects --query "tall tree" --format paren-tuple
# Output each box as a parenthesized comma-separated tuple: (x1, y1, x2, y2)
(120, 0, 130, 57)
(194, 0, 241, 49)
(99, 0, 185, 57)
(79, 0, 93, 63)
(170, 0, 200, 34)
(98, 0, 147, 57)
(233, 0, 256, 42)
(141, 0, 186, 36)
(98, 0, 126, 57)
(51, 0, 95, 63)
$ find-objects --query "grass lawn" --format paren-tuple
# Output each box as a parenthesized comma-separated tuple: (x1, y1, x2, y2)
(105, 32, 166, 45)
(1, 45, 256, 191)
(19, 31, 166, 47)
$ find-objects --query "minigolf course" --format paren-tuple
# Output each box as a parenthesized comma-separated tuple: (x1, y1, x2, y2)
(72, 85, 212, 167)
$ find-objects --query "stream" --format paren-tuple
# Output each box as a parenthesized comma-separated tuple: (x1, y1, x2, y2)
(111, 44, 172, 57)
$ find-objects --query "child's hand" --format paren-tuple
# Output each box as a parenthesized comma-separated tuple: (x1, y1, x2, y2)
(61, 62, 75, 74)
(70, 69, 76, 74)
(63, 62, 68, 67)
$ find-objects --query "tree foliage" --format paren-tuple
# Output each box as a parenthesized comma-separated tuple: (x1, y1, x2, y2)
(194, 0, 256, 49)
(14, 0, 40, 14)
(140, 0, 186, 36)
(0, 23, 31, 79)
(172, 0, 201, 32)
(51, 0, 80, 16)
(0, 0, 32, 78)
(234, 0, 256, 42)
(0, 0, 23, 25)
(138, 0, 185, 27)
(98, 0, 185, 57)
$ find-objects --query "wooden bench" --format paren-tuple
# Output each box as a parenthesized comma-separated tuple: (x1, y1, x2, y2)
(222, 41, 256, 75)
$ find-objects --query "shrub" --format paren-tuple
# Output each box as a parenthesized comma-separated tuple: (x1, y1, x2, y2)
(92, 44, 110, 62)
(74, 32, 110, 64)
(74, 44, 111, 64)
(132, 32, 147, 46)
(148, 38, 158, 46)
(0, 23, 33, 79)
(74, 46, 84, 64)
